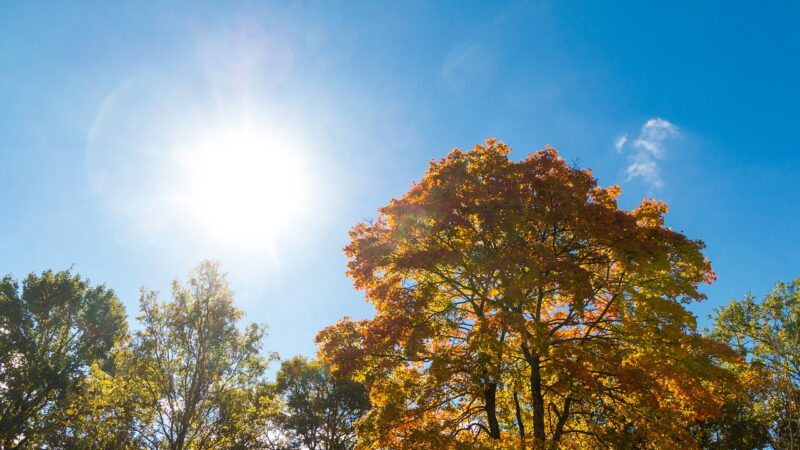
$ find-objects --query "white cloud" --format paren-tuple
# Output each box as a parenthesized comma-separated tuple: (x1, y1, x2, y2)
(614, 133, 628, 152)
(634, 118, 678, 158)
(626, 155, 662, 189)
(620, 118, 679, 189)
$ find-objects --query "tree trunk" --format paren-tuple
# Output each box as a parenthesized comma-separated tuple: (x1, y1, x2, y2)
(484, 382, 501, 439)
(522, 345, 547, 445)
(513, 390, 526, 445)
(530, 356, 546, 444)
(553, 397, 572, 444)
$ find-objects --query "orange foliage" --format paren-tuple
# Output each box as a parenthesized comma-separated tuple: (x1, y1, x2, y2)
(317, 140, 740, 449)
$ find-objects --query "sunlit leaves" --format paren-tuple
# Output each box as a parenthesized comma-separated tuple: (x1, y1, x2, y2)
(318, 139, 737, 448)
(713, 278, 800, 449)
(127, 261, 274, 449)
(0, 270, 127, 448)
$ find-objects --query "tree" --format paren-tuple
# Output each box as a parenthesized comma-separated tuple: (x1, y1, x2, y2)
(127, 260, 274, 449)
(273, 357, 370, 450)
(687, 395, 771, 450)
(317, 140, 739, 449)
(44, 350, 152, 449)
(0, 269, 128, 448)
(713, 277, 800, 450)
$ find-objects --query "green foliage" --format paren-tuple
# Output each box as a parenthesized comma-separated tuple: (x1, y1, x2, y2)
(273, 357, 370, 450)
(713, 277, 800, 450)
(688, 397, 771, 450)
(127, 260, 275, 449)
(0, 262, 371, 449)
(44, 351, 152, 449)
(0, 269, 127, 448)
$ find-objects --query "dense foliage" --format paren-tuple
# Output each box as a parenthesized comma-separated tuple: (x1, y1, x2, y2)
(0, 263, 366, 450)
(0, 270, 127, 448)
(272, 357, 370, 449)
(712, 278, 800, 449)
(317, 140, 740, 449)
(0, 141, 797, 449)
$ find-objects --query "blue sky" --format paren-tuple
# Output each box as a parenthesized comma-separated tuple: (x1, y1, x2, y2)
(2, 1, 799, 360)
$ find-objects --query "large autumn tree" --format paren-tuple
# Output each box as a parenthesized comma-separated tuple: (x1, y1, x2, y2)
(317, 140, 739, 449)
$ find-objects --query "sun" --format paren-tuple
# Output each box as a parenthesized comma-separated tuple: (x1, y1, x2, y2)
(170, 123, 310, 250)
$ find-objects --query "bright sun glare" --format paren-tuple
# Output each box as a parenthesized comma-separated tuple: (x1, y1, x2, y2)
(171, 124, 310, 251)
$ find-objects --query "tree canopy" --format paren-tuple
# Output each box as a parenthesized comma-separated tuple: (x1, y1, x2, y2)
(713, 277, 800, 449)
(273, 356, 370, 450)
(128, 260, 274, 449)
(0, 262, 367, 450)
(317, 140, 740, 449)
(0, 269, 127, 448)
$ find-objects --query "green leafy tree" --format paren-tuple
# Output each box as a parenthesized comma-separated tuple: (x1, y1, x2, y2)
(273, 357, 370, 450)
(688, 396, 771, 450)
(0, 269, 128, 448)
(128, 260, 275, 450)
(713, 277, 800, 450)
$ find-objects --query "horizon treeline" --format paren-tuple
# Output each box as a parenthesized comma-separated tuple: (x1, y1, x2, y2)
(1, 140, 799, 449)
(0, 261, 369, 449)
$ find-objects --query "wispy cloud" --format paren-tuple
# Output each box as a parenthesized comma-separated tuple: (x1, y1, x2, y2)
(614, 133, 628, 152)
(615, 118, 679, 189)
(634, 118, 678, 157)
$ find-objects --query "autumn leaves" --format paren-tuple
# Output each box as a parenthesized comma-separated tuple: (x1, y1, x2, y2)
(317, 140, 740, 449)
